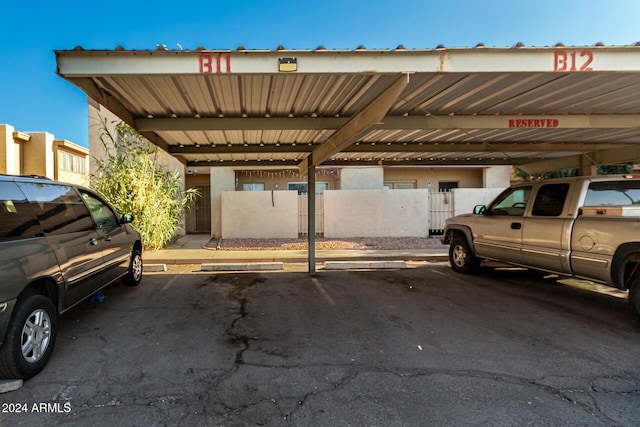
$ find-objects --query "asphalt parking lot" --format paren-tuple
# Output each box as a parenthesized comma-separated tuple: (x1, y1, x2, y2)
(2, 262, 640, 426)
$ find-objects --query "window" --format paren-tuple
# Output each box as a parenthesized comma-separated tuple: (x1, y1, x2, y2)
(532, 184, 569, 217)
(17, 182, 94, 235)
(384, 181, 416, 190)
(288, 182, 329, 195)
(489, 186, 532, 216)
(0, 182, 42, 241)
(80, 190, 119, 229)
(438, 181, 459, 192)
(242, 183, 265, 191)
(584, 180, 640, 206)
(59, 151, 86, 174)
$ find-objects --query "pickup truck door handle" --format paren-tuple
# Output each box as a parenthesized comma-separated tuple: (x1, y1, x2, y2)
(511, 222, 522, 230)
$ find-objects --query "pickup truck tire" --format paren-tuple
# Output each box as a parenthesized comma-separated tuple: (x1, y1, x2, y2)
(449, 236, 480, 274)
(630, 277, 640, 320)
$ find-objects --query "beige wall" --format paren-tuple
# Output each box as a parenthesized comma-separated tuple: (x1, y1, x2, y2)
(0, 124, 21, 175)
(323, 189, 430, 237)
(211, 168, 236, 238)
(221, 190, 299, 238)
(383, 167, 484, 189)
(235, 168, 339, 192)
(22, 132, 54, 178)
(340, 167, 384, 189)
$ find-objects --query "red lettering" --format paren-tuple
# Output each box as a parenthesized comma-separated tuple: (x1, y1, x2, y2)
(199, 53, 232, 74)
(580, 50, 593, 71)
(508, 118, 560, 128)
(570, 51, 577, 71)
(554, 50, 593, 72)
(199, 54, 213, 74)
(554, 51, 567, 71)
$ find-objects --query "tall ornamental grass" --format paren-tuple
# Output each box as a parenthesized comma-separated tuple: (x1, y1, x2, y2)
(91, 119, 199, 250)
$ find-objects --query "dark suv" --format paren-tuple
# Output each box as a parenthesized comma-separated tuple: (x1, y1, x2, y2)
(0, 175, 143, 379)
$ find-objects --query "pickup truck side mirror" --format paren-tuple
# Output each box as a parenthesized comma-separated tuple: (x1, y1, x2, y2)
(120, 213, 134, 224)
(473, 205, 486, 215)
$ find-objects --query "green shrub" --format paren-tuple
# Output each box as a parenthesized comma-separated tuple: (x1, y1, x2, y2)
(91, 119, 199, 250)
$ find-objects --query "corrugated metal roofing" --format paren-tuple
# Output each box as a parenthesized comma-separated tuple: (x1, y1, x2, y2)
(55, 44, 640, 173)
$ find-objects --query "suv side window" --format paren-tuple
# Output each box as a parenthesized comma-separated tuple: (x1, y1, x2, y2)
(0, 182, 43, 241)
(489, 186, 532, 216)
(532, 184, 570, 217)
(80, 190, 119, 229)
(17, 182, 94, 235)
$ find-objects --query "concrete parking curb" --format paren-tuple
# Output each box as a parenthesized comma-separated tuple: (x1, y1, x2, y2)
(201, 262, 284, 271)
(0, 379, 23, 393)
(324, 260, 408, 270)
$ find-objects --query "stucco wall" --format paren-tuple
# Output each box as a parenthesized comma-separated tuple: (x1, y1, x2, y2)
(340, 167, 384, 189)
(0, 124, 19, 175)
(22, 132, 54, 178)
(383, 167, 484, 189)
(211, 168, 236, 238)
(221, 190, 299, 238)
(323, 189, 430, 237)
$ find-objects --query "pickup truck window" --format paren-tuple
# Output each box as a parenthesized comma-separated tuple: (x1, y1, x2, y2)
(532, 183, 569, 217)
(489, 186, 532, 216)
(585, 181, 640, 206)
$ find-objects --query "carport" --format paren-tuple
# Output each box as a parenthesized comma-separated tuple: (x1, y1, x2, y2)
(55, 44, 640, 272)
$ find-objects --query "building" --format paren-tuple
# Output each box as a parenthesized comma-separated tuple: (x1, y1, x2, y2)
(57, 45, 640, 244)
(0, 124, 89, 186)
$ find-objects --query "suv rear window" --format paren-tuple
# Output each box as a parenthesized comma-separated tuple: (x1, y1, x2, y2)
(584, 181, 640, 206)
(0, 182, 43, 241)
(17, 182, 94, 235)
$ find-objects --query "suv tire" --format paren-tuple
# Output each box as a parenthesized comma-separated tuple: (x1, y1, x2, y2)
(0, 294, 57, 379)
(122, 248, 143, 287)
(449, 236, 480, 274)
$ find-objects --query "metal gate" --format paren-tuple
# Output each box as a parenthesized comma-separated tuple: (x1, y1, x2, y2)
(429, 191, 454, 234)
(298, 195, 324, 236)
(186, 185, 211, 233)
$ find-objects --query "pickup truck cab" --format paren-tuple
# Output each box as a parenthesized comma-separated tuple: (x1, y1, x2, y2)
(441, 175, 640, 319)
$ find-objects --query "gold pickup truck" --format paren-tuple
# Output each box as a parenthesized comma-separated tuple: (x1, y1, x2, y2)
(441, 175, 640, 319)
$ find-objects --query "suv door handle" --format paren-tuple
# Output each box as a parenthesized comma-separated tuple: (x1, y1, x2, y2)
(511, 222, 522, 230)
(88, 238, 98, 246)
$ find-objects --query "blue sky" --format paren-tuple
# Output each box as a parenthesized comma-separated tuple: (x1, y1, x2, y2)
(1, 0, 639, 148)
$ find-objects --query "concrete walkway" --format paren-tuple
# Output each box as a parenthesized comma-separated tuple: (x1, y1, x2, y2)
(144, 234, 449, 266)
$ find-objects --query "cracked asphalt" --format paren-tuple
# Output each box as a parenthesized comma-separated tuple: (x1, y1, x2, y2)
(2, 262, 640, 426)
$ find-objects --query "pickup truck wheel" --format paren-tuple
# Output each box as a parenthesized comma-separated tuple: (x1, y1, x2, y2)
(630, 278, 640, 320)
(0, 295, 57, 379)
(449, 236, 480, 274)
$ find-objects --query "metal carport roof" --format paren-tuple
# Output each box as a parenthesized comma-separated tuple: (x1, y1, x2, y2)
(55, 43, 640, 176)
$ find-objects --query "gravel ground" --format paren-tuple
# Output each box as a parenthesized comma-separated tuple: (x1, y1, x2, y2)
(209, 236, 449, 251)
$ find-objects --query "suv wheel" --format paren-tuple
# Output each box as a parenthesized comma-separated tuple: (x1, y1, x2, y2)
(449, 236, 480, 274)
(122, 248, 143, 287)
(0, 294, 57, 379)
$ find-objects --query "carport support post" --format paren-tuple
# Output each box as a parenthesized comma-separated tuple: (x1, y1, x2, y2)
(308, 165, 317, 275)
